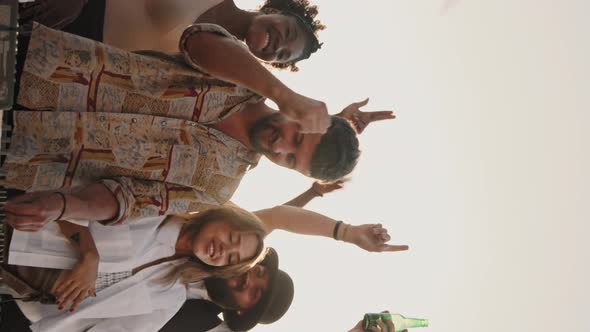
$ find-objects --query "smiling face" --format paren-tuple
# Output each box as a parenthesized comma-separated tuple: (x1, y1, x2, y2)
(249, 113, 322, 176)
(225, 264, 271, 311)
(192, 220, 260, 267)
(245, 13, 308, 64)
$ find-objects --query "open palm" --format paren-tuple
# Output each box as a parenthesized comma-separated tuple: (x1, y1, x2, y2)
(338, 98, 395, 134)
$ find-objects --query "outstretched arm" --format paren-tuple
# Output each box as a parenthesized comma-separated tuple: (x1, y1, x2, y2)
(283, 180, 344, 207)
(254, 205, 408, 253)
(51, 220, 99, 312)
(181, 28, 329, 133)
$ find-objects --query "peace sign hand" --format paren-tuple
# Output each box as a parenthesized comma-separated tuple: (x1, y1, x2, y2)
(346, 224, 409, 253)
(338, 98, 395, 134)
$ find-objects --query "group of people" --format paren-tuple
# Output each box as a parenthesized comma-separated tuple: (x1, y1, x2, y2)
(0, 1, 406, 331)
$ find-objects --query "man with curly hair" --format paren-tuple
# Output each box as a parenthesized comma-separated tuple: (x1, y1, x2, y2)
(21, 0, 324, 68)
(20, 0, 334, 133)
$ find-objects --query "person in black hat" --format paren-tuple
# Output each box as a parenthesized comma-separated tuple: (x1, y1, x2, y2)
(161, 247, 294, 332)
(0, 247, 293, 332)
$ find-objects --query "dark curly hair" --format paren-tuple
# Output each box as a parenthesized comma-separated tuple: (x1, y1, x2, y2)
(260, 0, 325, 72)
(310, 116, 361, 181)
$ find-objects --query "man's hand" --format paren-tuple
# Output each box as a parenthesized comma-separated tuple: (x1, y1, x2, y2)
(278, 92, 331, 134)
(311, 179, 346, 196)
(52, 252, 98, 312)
(348, 311, 408, 332)
(3, 192, 65, 232)
(345, 224, 409, 253)
(338, 98, 395, 134)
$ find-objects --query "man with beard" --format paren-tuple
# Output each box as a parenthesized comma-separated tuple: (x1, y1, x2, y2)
(1, 23, 361, 229)
(0, 248, 294, 332)
(163, 249, 293, 332)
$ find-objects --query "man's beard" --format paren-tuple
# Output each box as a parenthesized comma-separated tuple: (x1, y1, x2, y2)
(204, 277, 240, 310)
(248, 113, 283, 154)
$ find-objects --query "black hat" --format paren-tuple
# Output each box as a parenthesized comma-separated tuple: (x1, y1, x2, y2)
(223, 248, 294, 331)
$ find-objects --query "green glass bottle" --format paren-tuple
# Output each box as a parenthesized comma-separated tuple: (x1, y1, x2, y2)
(362, 313, 429, 332)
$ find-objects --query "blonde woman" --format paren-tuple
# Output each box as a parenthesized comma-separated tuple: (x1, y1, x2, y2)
(1, 203, 267, 316)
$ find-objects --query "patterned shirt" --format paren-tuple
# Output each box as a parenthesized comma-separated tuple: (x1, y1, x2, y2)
(1, 24, 262, 224)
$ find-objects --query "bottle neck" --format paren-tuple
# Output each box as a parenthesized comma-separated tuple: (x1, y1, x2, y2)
(402, 317, 429, 328)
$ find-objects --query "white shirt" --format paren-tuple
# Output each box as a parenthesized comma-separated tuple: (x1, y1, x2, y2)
(8, 217, 233, 332)
(19, 273, 232, 332)
(9, 216, 178, 272)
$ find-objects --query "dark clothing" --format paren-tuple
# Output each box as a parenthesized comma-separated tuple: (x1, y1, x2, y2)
(0, 296, 32, 332)
(61, 0, 105, 42)
(19, 0, 105, 42)
(160, 299, 225, 332)
(0, 297, 225, 332)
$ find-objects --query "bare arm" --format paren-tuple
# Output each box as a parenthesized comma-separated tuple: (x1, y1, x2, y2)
(63, 183, 119, 222)
(184, 31, 293, 106)
(4, 182, 118, 231)
(254, 205, 409, 253)
(283, 181, 345, 208)
(255, 205, 337, 237)
(282, 188, 320, 208)
(5, 178, 220, 230)
(51, 220, 99, 312)
(181, 30, 330, 133)
(56, 220, 99, 258)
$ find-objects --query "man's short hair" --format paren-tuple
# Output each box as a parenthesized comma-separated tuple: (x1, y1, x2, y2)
(310, 116, 360, 181)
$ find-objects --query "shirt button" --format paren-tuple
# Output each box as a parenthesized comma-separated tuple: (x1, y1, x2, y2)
(131, 118, 137, 123)
(161, 121, 167, 126)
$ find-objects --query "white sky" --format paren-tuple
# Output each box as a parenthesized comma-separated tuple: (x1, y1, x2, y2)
(233, 0, 590, 331)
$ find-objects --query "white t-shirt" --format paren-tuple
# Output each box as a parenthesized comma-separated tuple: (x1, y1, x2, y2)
(10, 217, 233, 332)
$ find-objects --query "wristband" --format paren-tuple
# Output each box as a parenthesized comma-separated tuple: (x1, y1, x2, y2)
(53, 192, 67, 221)
(332, 220, 343, 240)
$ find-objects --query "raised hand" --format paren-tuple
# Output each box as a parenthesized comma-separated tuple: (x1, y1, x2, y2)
(311, 179, 346, 196)
(338, 98, 395, 134)
(345, 224, 409, 253)
(278, 92, 331, 134)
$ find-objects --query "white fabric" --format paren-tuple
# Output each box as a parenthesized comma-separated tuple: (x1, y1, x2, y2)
(17, 277, 233, 332)
(24, 260, 187, 332)
(8, 216, 232, 332)
(209, 321, 233, 332)
(9, 216, 178, 272)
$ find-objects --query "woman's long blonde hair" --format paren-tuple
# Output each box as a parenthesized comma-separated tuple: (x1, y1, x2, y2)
(162, 206, 267, 285)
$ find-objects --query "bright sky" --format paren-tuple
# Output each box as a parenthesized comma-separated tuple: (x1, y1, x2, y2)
(233, 1, 590, 332)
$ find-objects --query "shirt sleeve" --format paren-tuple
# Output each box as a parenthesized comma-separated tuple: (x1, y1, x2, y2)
(179, 23, 246, 73)
(99, 177, 222, 225)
